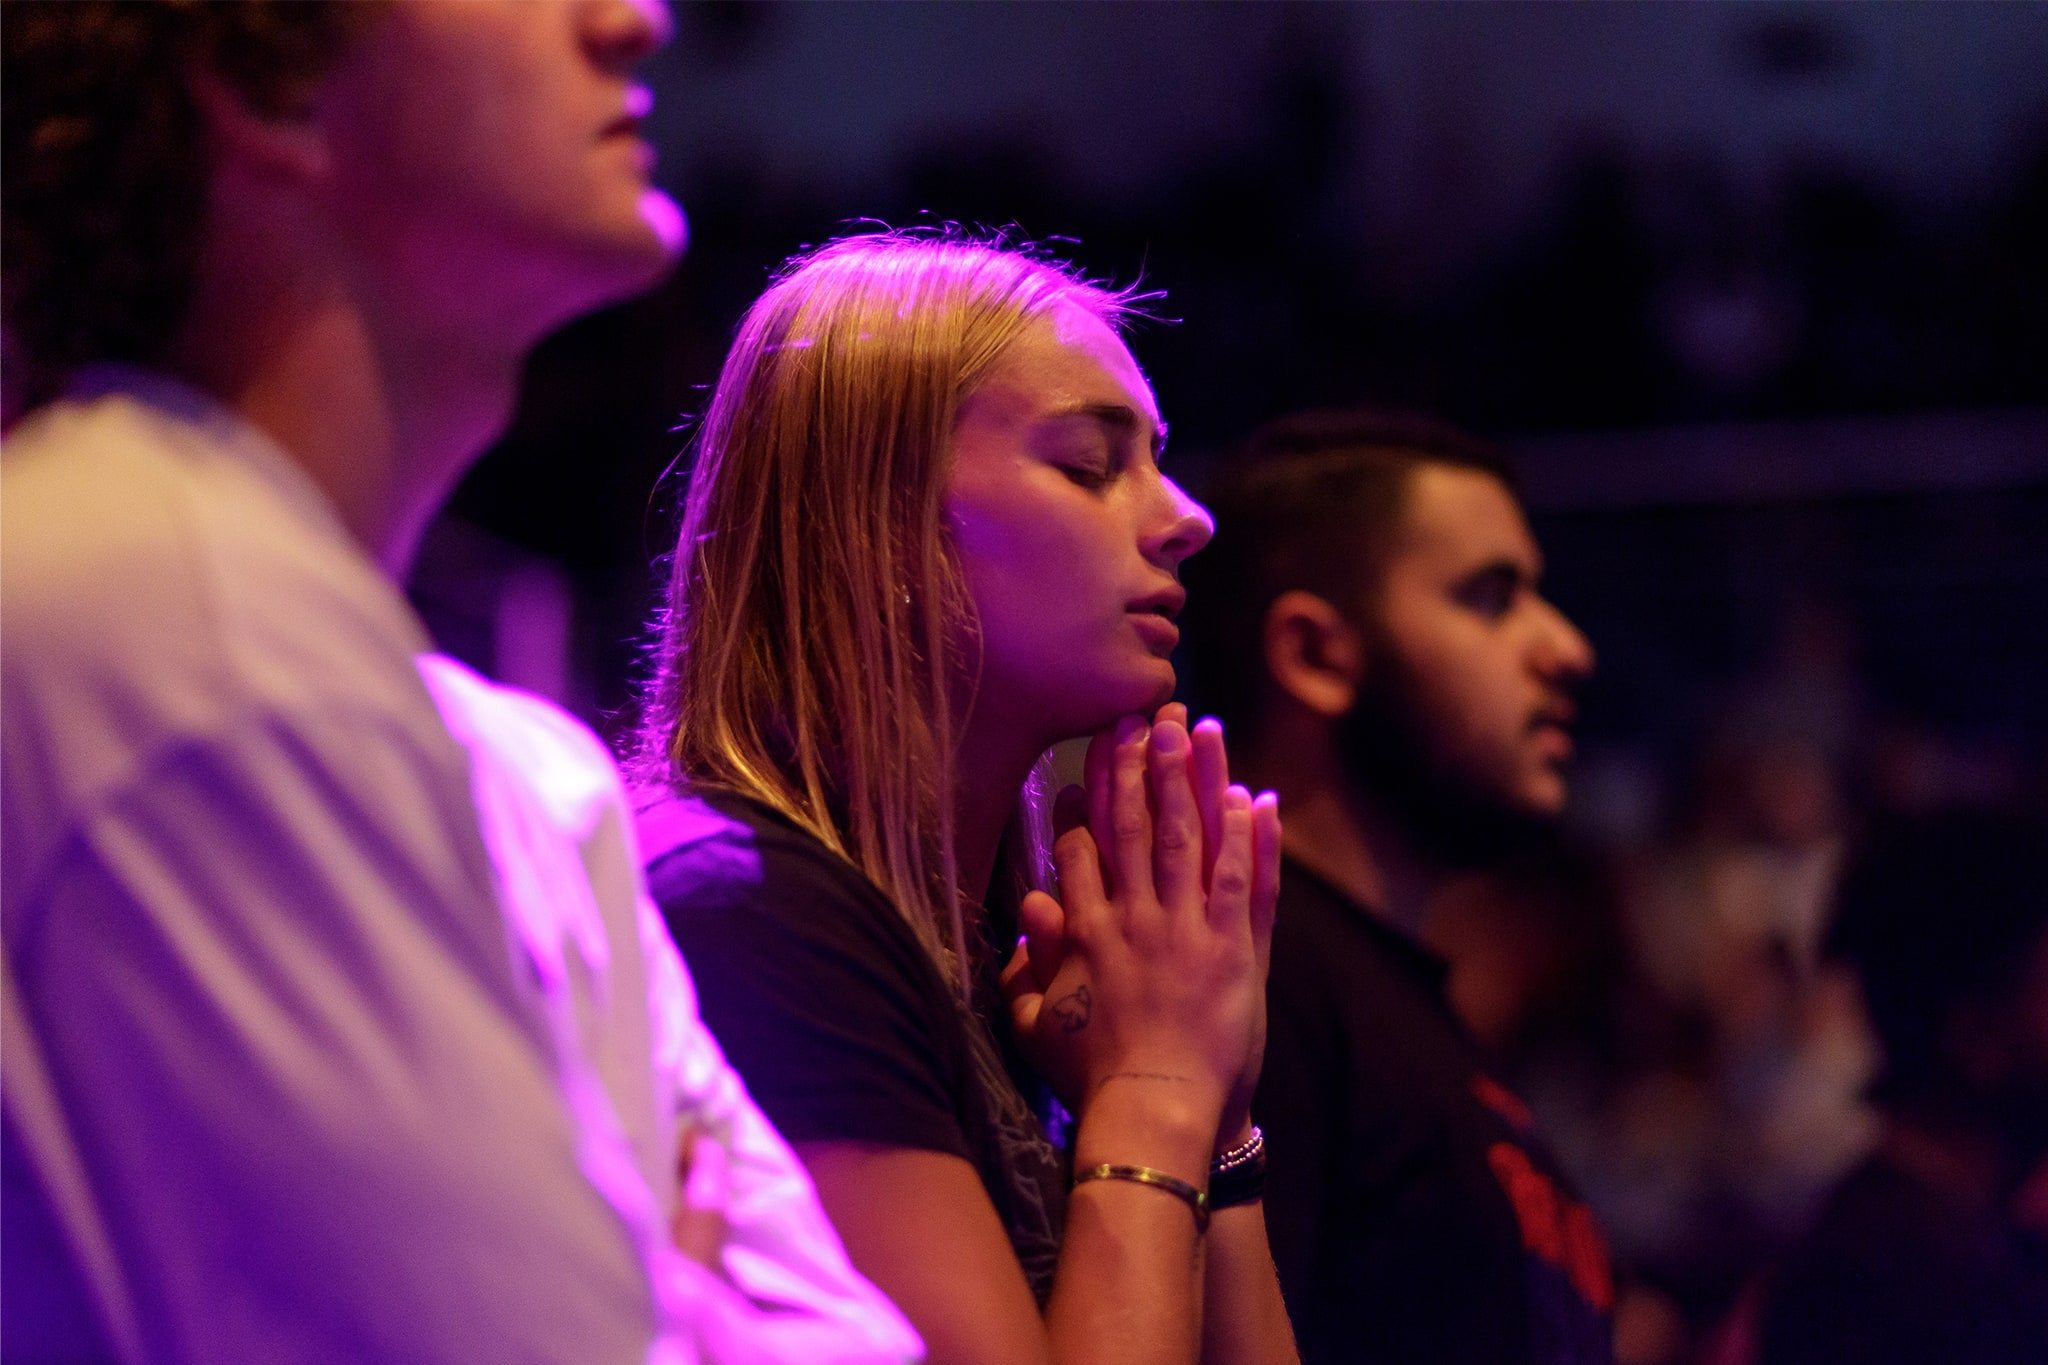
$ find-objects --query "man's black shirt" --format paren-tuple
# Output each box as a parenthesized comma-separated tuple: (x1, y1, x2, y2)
(1255, 857, 1615, 1364)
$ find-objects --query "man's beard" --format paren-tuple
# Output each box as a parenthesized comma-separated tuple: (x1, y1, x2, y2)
(1336, 650, 1557, 873)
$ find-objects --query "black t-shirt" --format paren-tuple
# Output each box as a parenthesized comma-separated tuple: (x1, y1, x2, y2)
(638, 787, 1068, 1300)
(1758, 1152, 2048, 1365)
(1255, 859, 1616, 1365)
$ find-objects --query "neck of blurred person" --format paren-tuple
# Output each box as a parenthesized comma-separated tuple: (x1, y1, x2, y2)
(158, 1, 683, 579)
(166, 211, 524, 580)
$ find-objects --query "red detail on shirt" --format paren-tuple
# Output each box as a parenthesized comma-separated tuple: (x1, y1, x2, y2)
(1562, 1199, 1616, 1313)
(1471, 1073, 1536, 1132)
(1486, 1141, 1616, 1313)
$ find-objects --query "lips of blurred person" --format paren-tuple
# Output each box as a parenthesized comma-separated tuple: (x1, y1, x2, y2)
(312, 0, 685, 342)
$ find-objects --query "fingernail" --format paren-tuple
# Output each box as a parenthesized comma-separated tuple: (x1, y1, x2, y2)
(1226, 785, 1252, 810)
(1115, 714, 1146, 744)
(1153, 723, 1186, 756)
(1194, 716, 1224, 737)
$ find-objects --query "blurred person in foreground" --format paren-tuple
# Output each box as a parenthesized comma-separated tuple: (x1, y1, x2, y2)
(1182, 409, 1612, 1364)
(1751, 808, 2048, 1364)
(0, 4, 915, 1362)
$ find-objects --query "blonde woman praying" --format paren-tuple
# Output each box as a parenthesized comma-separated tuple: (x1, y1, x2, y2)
(635, 233, 1295, 1365)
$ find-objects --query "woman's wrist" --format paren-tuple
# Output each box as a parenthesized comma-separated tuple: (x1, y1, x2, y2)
(1207, 1124, 1267, 1210)
(1214, 1115, 1257, 1160)
(1072, 1074, 1221, 1185)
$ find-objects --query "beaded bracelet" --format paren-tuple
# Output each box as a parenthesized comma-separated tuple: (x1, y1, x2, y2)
(1208, 1125, 1267, 1211)
(1072, 1163, 1211, 1233)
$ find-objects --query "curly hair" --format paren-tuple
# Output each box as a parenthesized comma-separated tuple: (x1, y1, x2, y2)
(2, 1, 370, 414)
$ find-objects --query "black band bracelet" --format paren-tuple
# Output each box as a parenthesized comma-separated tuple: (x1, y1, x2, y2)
(1208, 1124, 1267, 1210)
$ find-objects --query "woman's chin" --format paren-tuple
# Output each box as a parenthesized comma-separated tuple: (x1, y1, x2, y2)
(1012, 656, 1183, 744)
(1138, 669, 1178, 714)
(1071, 665, 1177, 732)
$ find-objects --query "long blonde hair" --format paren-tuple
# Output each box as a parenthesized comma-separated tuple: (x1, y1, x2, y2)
(641, 232, 1136, 995)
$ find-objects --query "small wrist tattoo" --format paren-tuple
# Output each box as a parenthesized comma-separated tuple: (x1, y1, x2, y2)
(1051, 984, 1092, 1032)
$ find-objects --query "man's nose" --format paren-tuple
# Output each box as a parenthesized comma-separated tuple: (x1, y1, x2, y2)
(1536, 598, 1596, 684)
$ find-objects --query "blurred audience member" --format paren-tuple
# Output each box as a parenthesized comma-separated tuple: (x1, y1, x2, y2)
(1579, 602, 1882, 1338)
(1608, 722, 1876, 1275)
(1752, 807, 2048, 1365)
(1, 4, 913, 1362)
(1184, 408, 1611, 1363)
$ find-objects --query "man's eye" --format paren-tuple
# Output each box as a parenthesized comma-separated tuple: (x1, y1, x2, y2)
(1058, 462, 1112, 490)
(1457, 576, 1517, 618)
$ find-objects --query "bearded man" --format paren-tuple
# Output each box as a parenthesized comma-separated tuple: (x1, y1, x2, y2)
(1182, 408, 1610, 1364)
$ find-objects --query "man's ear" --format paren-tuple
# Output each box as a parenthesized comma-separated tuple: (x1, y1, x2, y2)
(1263, 590, 1366, 720)
(185, 64, 330, 183)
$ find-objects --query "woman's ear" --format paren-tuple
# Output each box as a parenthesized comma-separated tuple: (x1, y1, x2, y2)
(1263, 590, 1366, 720)
(184, 62, 331, 183)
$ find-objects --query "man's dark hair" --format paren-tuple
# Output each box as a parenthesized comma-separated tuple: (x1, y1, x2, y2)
(2, 1, 365, 415)
(1824, 806, 2048, 1116)
(1180, 406, 1517, 745)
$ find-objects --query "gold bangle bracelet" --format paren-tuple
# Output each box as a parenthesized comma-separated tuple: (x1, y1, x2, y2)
(1071, 1163, 1210, 1233)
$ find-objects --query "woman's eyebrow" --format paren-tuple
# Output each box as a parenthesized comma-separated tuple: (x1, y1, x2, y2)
(1042, 402, 1168, 458)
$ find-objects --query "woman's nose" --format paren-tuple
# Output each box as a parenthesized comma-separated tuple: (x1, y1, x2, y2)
(1144, 475, 1215, 568)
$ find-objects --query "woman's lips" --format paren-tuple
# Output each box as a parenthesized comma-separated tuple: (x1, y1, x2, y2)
(1128, 611, 1181, 655)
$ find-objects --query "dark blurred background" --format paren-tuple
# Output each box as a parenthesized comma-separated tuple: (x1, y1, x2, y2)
(415, 5, 2048, 1359)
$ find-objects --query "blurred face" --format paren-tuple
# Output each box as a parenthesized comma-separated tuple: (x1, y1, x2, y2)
(945, 302, 1212, 746)
(314, 0, 684, 341)
(1344, 463, 1595, 859)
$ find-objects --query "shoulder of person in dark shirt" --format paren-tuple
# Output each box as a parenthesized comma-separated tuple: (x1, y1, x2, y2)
(638, 786, 972, 1158)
